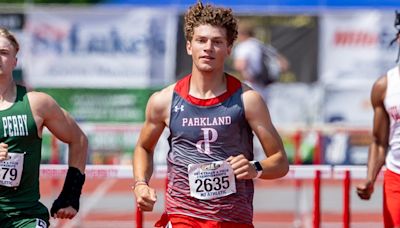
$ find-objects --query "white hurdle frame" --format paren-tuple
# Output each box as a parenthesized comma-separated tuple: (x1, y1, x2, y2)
(40, 164, 383, 228)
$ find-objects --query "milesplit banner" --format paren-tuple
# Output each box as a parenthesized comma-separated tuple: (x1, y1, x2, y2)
(319, 10, 398, 84)
(23, 7, 178, 88)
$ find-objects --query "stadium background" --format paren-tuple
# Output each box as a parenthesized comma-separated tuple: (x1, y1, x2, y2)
(0, 0, 399, 227)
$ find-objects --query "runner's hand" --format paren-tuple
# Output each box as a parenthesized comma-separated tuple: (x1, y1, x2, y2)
(0, 143, 8, 161)
(356, 180, 374, 200)
(51, 206, 77, 219)
(227, 154, 258, 179)
(134, 184, 157, 211)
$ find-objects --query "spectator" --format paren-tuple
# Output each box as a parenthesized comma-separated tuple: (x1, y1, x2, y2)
(233, 21, 289, 103)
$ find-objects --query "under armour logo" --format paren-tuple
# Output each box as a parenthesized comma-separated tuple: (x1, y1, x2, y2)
(174, 105, 184, 112)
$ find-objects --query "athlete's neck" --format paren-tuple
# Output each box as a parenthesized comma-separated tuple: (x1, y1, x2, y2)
(0, 79, 16, 110)
(0, 79, 15, 99)
(189, 71, 227, 99)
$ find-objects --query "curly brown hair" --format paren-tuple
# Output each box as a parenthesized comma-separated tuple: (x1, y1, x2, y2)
(184, 1, 238, 46)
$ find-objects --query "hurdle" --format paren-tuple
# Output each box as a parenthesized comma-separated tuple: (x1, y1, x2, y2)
(39, 164, 384, 228)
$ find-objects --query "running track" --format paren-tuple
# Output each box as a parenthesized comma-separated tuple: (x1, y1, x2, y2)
(39, 177, 384, 228)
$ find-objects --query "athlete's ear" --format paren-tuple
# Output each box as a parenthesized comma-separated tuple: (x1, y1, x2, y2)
(227, 45, 232, 56)
(13, 57, 17, 69)
(186, 40, 193, 56)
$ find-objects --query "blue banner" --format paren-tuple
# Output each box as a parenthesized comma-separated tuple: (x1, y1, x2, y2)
(103, 0, 399, 8)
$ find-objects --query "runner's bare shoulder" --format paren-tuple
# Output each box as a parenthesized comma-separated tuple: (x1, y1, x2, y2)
(146, 84, 175, 122)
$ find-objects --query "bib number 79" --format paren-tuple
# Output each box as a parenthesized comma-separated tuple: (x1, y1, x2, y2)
(1, 167, 18, 181)
(195, 176, 230, 192)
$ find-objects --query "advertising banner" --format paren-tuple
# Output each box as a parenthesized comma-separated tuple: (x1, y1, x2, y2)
(319, 10, 398, 83)
(24, 7, 178, 88)
(319, 11, 399, 127)
(0, 13, 24, 30)
(323, 129, 371, 165)
(37, 87, 157, 123)
(322, 81, 374, 127)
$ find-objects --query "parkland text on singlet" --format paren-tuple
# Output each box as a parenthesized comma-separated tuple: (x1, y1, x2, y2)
(182, 116, 232, 127)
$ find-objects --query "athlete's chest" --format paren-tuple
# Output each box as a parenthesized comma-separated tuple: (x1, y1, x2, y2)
(0, 114, 31, 138)
(171, 99, 242, 129)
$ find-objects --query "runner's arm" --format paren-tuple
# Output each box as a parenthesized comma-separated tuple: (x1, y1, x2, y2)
(29, 92, 87, 172)
(357, 76, 389, 200)
(133, 90, 169, 183)
(133, 89, 170, 211)
(28, 92, 87, 218)
(242, 88, 289, 179)
(367, 76, 389, 184)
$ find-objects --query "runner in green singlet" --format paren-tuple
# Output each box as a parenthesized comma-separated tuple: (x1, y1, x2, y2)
(0, 27, 88, 228)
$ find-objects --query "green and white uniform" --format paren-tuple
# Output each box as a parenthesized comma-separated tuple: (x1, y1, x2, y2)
(0, 85, 49, 228)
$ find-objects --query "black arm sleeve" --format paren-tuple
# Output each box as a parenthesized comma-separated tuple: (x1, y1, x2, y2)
(50, 166, 85, 216)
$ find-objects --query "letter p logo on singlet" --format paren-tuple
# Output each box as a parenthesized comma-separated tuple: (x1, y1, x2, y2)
(196, 128, 218, 154)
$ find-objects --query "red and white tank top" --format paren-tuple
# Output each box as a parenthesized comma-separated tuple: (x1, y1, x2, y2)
(384, 66, 400, 174)
(165, 74, 255, 224)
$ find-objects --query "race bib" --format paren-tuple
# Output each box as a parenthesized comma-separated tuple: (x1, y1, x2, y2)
(188, 161, 236, 200)
(0, 152, 24, 187)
